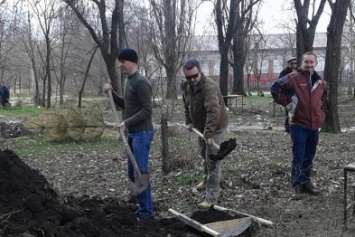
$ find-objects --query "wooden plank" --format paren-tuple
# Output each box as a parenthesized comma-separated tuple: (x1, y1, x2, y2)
(345, 163, 355, 171)
(223, 95, 243, 98)
(168, 208, 220, 236)
(213, 205, 273, 227)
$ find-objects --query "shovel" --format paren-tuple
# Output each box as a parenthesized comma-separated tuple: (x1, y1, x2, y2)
(108, 90, 150, 197)
(191, 128, 236, 161)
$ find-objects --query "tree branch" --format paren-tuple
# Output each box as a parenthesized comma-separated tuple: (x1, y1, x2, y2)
(64, 0, 101, 46)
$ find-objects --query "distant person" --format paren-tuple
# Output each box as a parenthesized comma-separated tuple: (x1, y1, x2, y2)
(181, 59, 229, 209)
(0, 81, 9, 107)
(278, 56, 298, 133)
(271, 52, 328, 197)
(279, 56, 297, 78)
(103, 48, 155, 221)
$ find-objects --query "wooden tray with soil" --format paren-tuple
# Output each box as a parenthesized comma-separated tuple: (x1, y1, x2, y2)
(169, 207, 252, 237)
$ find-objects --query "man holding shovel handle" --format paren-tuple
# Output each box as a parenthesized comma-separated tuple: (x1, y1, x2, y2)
(103, 48, 155, 221)
(181, 59, 230, 209)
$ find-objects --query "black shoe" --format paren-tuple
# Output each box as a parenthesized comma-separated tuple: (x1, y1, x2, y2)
(128, 196, 138, 204)
(291, 185, 303, 200)
(302, 183, 320, 195)
(137, 213, 155, 222)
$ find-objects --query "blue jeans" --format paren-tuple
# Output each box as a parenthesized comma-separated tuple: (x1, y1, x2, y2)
(290, 126, 319, 187)
(127, 130, 154, 219)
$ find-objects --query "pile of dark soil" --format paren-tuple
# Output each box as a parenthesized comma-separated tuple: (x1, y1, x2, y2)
(0, 122, 33, 138)
(0, 149, 252, 237)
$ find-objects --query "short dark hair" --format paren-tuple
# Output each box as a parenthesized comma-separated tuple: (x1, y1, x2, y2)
(183, 59, 201, 71)
(302, 51, 317, 61)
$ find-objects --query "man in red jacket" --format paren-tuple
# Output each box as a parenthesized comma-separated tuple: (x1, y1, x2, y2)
(271, 52, 328, 197)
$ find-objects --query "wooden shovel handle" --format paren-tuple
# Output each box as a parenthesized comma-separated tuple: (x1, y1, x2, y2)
(191, 128, 220, 150)
(108, 90, 143, 181)
(168, 208, 220, 236)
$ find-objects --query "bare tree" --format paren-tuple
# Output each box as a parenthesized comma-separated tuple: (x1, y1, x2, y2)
(51, 7, 73, 105)
(276, 32, 297, 68)
(247, 32, 266, 95)
(216, 0, 237, 101)
(64, 0, 124, 94)
(231, 0, 261, 95)
(322, 0, 351, 133)
(30, 0, 59, 108)
(125, 3, 155, 76)
(215, 0, 260, 102)
(0, 0, 26, 95)
(78, 46, 98, 107)
(148, 0, 197, 99)
(294, 0, 327, 61)
(23, 10, 41, 105)
(346, 1, 355, 96)
(125, 3, 160, 102)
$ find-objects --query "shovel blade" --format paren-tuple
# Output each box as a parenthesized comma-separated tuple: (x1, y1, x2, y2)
(209, 138, 237, 161)
(130, 173, 150, 197)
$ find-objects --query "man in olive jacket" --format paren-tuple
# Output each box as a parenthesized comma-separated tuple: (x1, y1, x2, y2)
(181, 59, 229, 209)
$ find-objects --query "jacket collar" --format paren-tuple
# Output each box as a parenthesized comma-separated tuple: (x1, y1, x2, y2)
(127, 71, 139, 79)
(297, 69, 321, 81)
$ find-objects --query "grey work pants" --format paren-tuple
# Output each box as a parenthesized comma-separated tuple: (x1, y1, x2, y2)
(198, 126, 227, 204)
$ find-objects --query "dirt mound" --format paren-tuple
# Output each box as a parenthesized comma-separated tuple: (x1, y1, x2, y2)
(0, 149, 252, 237)
(0, 122, 34, 138)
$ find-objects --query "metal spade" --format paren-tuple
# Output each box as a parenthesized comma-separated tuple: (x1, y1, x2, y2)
(108, 90, 150, 197)
(191, 128, 236, 161)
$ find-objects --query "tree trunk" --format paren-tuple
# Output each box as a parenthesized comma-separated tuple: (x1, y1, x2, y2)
(216, 0, 238, 104)
(65, 0, 122, 96)
(323, 0, 350, 133)
(78, 46, 98, 108)
(46, 35, 52, 108)
(166, 67, 177, 99)
(103, 50, 121, 93)
(59, 81, 64, 105)
(161, 114, 170, 174)
(232, 35, 246, 95)
(118, 0, 126, 94)
(163, 0, 177, 100)
(296, 25, 316, 59)
(219, 49, 230, 105)
(294, 0, 326, 60)
(42, 78, 46, 107)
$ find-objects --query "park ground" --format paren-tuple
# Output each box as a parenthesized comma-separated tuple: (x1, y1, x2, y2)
(1, 93, 355, 236)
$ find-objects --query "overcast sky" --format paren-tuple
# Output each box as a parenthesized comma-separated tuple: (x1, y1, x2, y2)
(196, 0, 331, 35)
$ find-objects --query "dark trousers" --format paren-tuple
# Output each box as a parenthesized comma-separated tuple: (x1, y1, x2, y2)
(290, 126, 319, 187)
(284, 109, 290, 133)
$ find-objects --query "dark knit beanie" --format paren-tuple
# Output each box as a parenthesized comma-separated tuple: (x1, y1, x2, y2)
(118, 48, 138, 63)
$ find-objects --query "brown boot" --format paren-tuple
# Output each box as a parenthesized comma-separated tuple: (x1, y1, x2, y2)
(196, 180, 207, 190)
(302, 183, 320, 195)
(197, 200, 213, 209)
